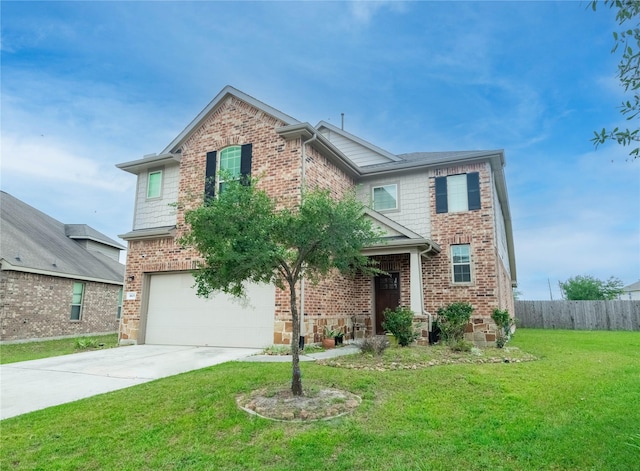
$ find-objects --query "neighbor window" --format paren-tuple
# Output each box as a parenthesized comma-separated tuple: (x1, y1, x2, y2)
(451, 244, 471, 283)
(116, 287, 123, 320)
(435, 172, 480, 213)
(70, 282, 85, 321)
(147, 170, 163, 199)
(372, 184, 398, 211)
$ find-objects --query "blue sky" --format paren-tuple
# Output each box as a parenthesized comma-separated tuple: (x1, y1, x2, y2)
(2, 1, 639, 300)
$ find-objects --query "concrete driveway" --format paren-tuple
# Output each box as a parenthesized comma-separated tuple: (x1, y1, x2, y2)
(0, 344, 260, 420)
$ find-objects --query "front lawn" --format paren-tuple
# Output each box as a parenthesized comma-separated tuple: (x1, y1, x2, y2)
(0, 334, 119, 364)
(1, 329, 639, 470)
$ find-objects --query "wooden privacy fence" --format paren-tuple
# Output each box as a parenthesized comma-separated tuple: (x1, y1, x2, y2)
(515, 300, 640, 331)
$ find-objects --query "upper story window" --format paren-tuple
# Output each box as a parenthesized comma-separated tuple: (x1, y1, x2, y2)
(205, 144, 253, 199)
(218, 146, 242, 194)
(147, 170, 163, 199)
(451, 244, 472, 283)
(70, 282, 85, 321)
(435, 172, 480, 214)
(372, 184, 398, 211)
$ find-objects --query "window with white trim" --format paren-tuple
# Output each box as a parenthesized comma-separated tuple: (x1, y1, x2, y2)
(218, 146, 242, 194)
(70, 282, 85, 321)
(372, 184, 398, 211)
(205, 144, 252, 199)
(147, 170, 163, 199)
(451, 244, 471, 283)
(116, 287, 123, 320)
(435, 172, 481, 213)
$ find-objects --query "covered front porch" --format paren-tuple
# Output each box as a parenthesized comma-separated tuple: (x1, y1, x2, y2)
(355, 209, 441, 342)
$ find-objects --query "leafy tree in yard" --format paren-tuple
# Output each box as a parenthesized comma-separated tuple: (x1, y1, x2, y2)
(179, 180, 382, 396)
(558, 275, 624, 300)
(590, 0, 640, 158)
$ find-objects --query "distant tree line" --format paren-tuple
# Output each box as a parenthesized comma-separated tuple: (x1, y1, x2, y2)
(559, 275, 624, 300)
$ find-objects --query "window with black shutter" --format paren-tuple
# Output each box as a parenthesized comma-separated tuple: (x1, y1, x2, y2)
(204, 144, 252, 199)
(435, 172, 481, 213)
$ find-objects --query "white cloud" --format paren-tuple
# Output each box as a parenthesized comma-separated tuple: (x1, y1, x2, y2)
(1, 135, 132, 192)
(349, 1, 407, 25)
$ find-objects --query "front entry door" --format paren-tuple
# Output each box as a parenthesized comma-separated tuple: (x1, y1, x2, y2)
(375, 273, 400, 335)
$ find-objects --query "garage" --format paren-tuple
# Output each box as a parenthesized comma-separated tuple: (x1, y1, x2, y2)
(144, 272, 276, 348)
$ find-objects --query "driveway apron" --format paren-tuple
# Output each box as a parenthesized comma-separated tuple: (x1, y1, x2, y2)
(0, 345, 260, 420)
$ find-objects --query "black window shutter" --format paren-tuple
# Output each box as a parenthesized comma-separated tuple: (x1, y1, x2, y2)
(435, 176, 448, 214)
(240, 144, 252, 185)
(205, 151, 217, 199)
(467, 172, 481, 210)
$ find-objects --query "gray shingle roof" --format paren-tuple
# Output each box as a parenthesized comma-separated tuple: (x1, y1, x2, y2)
(0, 192, 125, 284)
(360, 150, 504, 173)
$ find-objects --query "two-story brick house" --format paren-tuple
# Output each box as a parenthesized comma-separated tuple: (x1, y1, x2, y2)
(117, 86, 516, 348)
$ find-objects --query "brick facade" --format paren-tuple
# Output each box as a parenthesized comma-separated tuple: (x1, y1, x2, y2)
(119, 89, 515, 347)
(0, 271, 120, 342)
(421, 162, 513, 345)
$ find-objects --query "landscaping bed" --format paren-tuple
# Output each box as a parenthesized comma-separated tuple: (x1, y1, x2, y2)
(320, 344, 538, 370)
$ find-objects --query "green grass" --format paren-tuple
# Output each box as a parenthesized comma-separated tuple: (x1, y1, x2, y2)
(0, 334, 119, 364)
(1, 329, 639, 470)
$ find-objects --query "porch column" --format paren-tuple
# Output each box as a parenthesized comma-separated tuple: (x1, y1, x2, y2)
(409, 249, 423, 315)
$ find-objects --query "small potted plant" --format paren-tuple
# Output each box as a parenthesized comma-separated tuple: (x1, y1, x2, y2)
(322, 325, 338, 349)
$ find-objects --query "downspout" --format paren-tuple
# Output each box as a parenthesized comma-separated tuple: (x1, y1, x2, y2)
(299, 131, 318, 343)
(419, 243, 433, 330)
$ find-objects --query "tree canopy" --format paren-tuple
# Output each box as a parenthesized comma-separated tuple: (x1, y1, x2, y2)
(179, 180, 382, 395)
(591, 0, 640, 159)
(558, 275, 624, 300)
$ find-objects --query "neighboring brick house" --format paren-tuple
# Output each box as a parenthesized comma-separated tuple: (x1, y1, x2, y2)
(116, 86, 516, 348)
(0, 192, 125, 342)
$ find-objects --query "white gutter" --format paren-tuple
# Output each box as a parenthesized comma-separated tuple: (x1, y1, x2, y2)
(418, 245, 434, 331)
(299, 132, 317, 338)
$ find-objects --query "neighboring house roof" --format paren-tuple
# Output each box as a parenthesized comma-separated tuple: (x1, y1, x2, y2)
(623, 281, 640, 292)
(64, 224, 124, 249)
(0, 192, 125, 284)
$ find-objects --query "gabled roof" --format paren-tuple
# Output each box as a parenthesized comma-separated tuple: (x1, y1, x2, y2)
(0, 192, 125, 284)
(363, 209, 441, 254)
(161, 85, 300, 155)
(316, 120, 401, 162)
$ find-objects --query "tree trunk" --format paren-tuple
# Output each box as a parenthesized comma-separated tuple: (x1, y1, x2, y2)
(289, 279, 303, 396)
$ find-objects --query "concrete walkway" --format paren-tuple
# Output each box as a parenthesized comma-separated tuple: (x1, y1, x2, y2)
(0, 345, 260, 420)
(0, 344, 361, 420)
(241, 344, 360, 362)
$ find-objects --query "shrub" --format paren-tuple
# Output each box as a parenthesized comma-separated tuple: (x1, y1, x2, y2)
(359, 335, 389, 356)
(450, 339, 473, 352)
(74, 337, 99, 350)
(491, 308, 514, 348)
(436, 302, 474, 346)
(382, 306, 420, 347)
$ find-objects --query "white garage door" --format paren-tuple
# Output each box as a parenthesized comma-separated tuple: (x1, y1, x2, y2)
(145, 272, 275, 348)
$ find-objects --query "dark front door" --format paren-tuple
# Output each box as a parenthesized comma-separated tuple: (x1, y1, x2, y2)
(375, 272, 400, 335)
